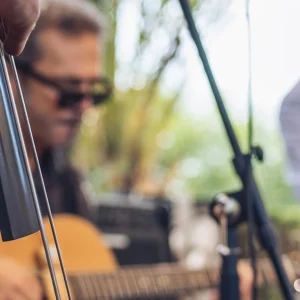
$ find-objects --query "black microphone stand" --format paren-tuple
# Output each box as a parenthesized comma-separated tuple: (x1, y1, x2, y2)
(178, 0, 294, 299)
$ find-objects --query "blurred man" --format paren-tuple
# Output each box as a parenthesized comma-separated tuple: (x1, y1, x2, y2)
(280, 80, 300, 201)
(0, 0, 40, 55)
(0, 0, 111, 298)
(13, 0, 111, 218)
(0, 1, 252, 299)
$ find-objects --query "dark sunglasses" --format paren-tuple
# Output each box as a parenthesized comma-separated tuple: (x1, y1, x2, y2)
(14, 60, 113, 108)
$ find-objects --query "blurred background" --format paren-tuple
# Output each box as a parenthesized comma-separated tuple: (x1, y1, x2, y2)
(68, 0, 300, 297)
(73, 0, 300, 226)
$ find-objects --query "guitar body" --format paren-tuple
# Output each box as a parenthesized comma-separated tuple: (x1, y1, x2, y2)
(0, 214, 118, 299)
(0, 214, 296, 299)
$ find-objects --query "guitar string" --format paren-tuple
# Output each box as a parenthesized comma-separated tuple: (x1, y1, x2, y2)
(1, 20, 72, 300)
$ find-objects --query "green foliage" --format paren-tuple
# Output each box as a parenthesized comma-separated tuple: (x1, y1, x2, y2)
(72, 0, 300, 228)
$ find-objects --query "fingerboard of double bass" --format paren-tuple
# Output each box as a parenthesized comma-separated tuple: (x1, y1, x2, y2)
(67, 257, 297, 299)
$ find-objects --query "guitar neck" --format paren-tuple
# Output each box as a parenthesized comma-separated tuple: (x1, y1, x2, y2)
(69, 265, 214, 299)
(67, 255, 297, 299)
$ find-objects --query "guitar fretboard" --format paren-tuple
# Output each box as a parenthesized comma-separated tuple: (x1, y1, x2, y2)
(69, 265, 215, 299)
(67, 256, 297, 300)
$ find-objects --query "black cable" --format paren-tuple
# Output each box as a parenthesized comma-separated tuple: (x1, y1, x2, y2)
(246, 0, 253, 151)
(245, 1, 258, 299)
(245, 155, 257, 300)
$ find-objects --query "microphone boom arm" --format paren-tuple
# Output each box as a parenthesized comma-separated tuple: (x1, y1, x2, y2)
(178, 1, 294, 299)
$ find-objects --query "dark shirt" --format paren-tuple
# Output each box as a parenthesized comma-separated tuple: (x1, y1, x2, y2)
(35, 149, 91, 220)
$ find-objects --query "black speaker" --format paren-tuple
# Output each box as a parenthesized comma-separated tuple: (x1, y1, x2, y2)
(91, 193, 174, 265)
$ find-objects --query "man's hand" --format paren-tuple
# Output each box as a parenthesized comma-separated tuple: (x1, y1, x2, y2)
(238, 260, 253, 300)
(0, 257, 42, 300)
(211, 260, 253, 300)
(0, 0, 40, 55)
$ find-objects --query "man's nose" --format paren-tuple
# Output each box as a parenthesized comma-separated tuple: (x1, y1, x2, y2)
(74, 95, 93, 113)
(76, 82, 94, 112)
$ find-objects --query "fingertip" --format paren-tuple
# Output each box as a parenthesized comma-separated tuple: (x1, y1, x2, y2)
(3, 37, 27, 56)
(2, 23, 32, 56)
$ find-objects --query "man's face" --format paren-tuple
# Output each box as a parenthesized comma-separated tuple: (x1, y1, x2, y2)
(21, 29, 102, 149)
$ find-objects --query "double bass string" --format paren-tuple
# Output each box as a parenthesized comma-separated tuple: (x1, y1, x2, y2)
(0, 19, 72, 300)
(7, 44, 73, 300)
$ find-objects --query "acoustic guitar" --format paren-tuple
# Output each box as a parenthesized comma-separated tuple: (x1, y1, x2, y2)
(0, 214, 298, 299)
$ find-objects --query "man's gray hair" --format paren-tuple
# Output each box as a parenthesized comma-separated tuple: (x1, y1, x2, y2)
(18, 0, 107, 64)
